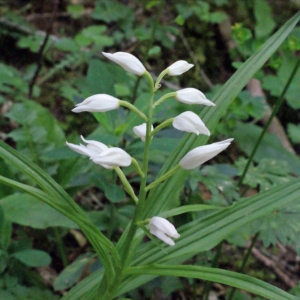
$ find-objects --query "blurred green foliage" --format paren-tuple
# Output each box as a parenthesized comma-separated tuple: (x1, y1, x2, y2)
(0, 0, 300, 298)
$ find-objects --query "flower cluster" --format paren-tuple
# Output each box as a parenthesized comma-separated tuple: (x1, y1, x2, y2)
(66, 51, 233, 246)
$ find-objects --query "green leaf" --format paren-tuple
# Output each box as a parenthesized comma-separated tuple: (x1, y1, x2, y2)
(0, 193, 78, 229)
(11, 250, 51, 267)
(125, 265, 296, 300)
(254, 0, 276, 39)
(159, 204, 222, 218)
(288, 123, 300, 144)
(0, 141, 120, 286)
(54, 253, 95, 291)
(232, 122, 300, 176)
(104, 184, 126, 203)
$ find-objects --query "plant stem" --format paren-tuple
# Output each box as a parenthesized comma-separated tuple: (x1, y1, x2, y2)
(103, 71, 155, 299)
(53, 228, 68, 268)
(151, 118, 174, 136)
(227, 232, 259, 300)
(238, 59, 300, 186)
(153, 91, 176, 108)
(202, 241, 223, 300)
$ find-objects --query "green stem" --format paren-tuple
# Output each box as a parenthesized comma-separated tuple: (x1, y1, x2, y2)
(145, 164, 181, 191)
(151, 118, 174, 136)
(202, 241, 223, 300)
(238, 59, 300, 186)
(119, 100, 148, 121)
(153, 91, 176, 108)
(105, 71, 155, 299)
(154, 69, 169, 91)
(114, 167, 139, 204)
(227, 232, 260, 300)
(53, 228, 68, 268)
(131, 157, 145, 178)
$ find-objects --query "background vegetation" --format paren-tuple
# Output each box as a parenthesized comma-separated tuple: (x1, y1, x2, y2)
(0, 0, 300, 299)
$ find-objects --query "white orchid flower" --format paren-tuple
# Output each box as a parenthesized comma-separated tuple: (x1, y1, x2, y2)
(179, 138, 234, 170)
(66, 136, 108, 157)
(149, 217, 180, 246)
(72, 94, 120, 113)
(91, 147, 132, 169)
(173, 111, 210, 136)
(176, 88, 215, 106)
(102, 52, 146, 76)
(133, 123, 154, 142)
(167, 60, 194, 76)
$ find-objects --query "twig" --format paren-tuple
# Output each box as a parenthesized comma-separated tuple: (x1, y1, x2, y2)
(28, 0, 59, 98)
(251, 247, 297, 288)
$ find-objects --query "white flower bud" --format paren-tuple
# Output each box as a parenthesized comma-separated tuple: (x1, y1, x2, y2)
(167, 60, 194, 76)
(176, 88, 215, 106)
(102, 52, 146, 76)
(173, 111, 210, 136)
(149, 217, 180, 246)
(91, 148, 132, 169)
(179, 139, 233, 170)
(133, 123, 154, 142)
(72, 94, 120, 113)
(66, 136, 108, 157)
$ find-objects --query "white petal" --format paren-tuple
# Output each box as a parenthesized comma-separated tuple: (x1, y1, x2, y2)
(150, 217, 180, 238)
(176, 88, 215, 106)
(133, 123, 154, 142)
(179, 139, 233, 170)
(72, 94, 120, 113)
(102, 52, 146, 76)
(91, 147, 132, 168)
(66, 142, 96, 157)
(150, 227, 175, 246)
(173, 111, 210, 136)
(80, 136, 108, 153)
(167, 60, 194, 76)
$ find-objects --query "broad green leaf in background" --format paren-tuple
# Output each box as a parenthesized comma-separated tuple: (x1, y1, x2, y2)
(0, 194, 78, 229)
(54, 253, 96, 291)
(87, 59, 116, 132)
(232, 122, 300, 175)
(11, 249, 51, 267)
(254, 0, 276, 39)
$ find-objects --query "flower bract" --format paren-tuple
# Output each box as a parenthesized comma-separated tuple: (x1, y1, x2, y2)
(167, 60, 194, 76)
(91, 147, 132, 169)
(72, 94, 120, 113)
(149, 217, 180, 246)
(176, 88, 215, 106)
(102, 52, 146, 76)
(173, 111, 210, 136)
(179, 138, 233, 170)
(133, 123, 154, 142)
